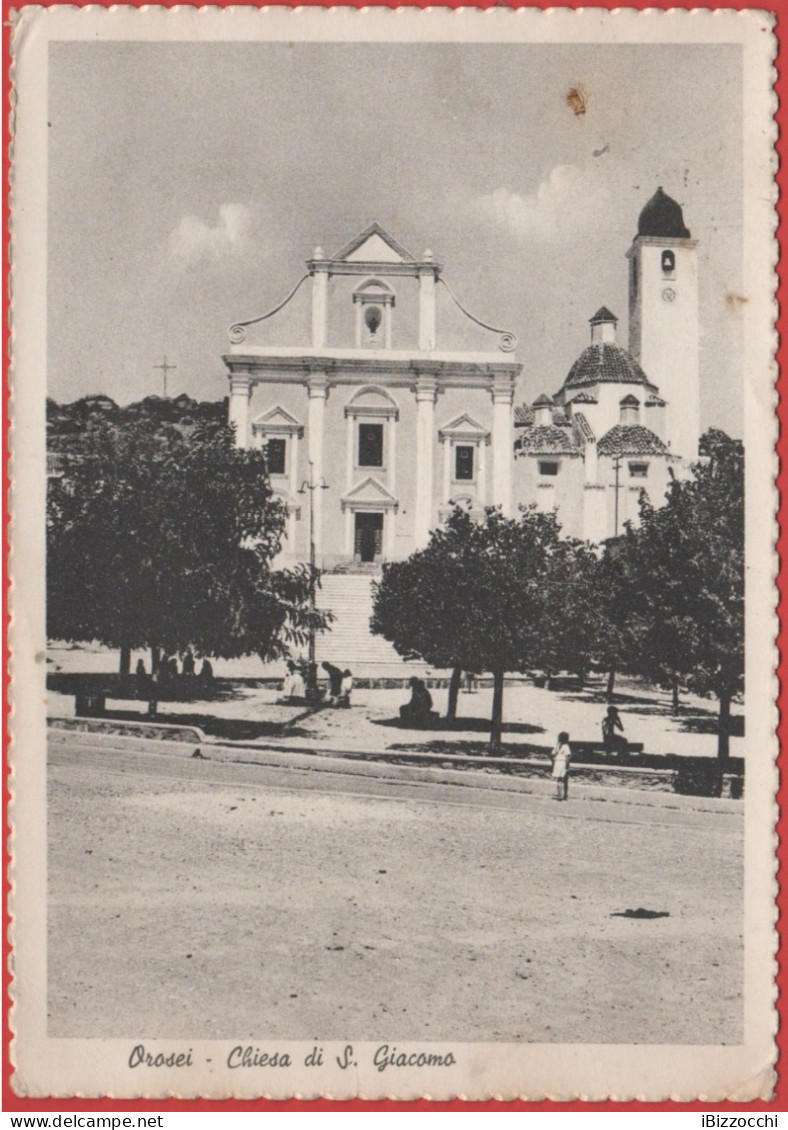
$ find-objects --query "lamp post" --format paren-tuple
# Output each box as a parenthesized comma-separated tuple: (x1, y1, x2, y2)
(613, 454, 622, 537)
(298, 461, 329, 698)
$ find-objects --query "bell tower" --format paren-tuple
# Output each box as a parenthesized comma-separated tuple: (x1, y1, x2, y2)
(626, 187, 700, 461)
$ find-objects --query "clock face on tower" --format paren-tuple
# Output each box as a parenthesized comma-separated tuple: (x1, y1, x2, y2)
(662, 286, 677, 303)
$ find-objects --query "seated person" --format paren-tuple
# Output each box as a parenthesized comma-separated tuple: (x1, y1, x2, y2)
(282, 659, 306, 701)
(338, 669, 353, 707)
(399, 677, 435, 724)
(322, 661, 344, 705)
(601, 705, 627, 753)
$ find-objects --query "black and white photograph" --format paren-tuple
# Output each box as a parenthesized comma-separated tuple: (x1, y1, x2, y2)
(9, 5, 777, 1100)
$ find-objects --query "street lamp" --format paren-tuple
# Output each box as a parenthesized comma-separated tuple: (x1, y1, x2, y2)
(298, 461, 329, 698)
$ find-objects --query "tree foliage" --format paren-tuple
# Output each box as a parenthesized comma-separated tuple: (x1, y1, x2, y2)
(47, 413, 326, 664)
(372, 505, 570, 750)
(616, 429, 744, 756)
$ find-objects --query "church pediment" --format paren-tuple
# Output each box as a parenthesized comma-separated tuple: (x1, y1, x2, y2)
(251, 405, 304, 436)
(333, 222, 415, 265)
(341, 476, 398, 512)
(439, 413, 491, 443)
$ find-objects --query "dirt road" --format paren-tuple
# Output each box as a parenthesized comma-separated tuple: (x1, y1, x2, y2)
(48, 730, 743, 1044)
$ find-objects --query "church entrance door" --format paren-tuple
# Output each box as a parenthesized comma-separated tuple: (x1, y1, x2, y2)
(355, 512, 384, 563)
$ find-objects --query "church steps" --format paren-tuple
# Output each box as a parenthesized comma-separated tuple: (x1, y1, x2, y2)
(315, 573, 428, 672)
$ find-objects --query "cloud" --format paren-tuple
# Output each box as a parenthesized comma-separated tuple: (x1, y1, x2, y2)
(168, 203, 254, 265)
(478, 165, 607, 243)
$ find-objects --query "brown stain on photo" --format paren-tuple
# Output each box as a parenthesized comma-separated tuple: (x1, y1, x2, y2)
(566, 86, 589, 116)
(725, 292, 749, 313)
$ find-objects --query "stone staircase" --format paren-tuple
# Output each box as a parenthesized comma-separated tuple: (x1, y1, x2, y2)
(315, 573, 433, 677)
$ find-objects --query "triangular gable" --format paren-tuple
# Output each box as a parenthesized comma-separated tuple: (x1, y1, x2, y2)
(334, 222, 415, 265)
(341, 476, 398, 511)
(252, 405, 304, 434)
(439, 413, 490, 441)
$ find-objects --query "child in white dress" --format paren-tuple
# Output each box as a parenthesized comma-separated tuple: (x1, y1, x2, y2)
(551, 731, 572, 801)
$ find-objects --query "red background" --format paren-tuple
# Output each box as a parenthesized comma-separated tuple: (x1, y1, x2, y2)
(3, 0, 783, 1112)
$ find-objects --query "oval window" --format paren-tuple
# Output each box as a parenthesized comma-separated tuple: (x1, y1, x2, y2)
(364, 305, 383, 334)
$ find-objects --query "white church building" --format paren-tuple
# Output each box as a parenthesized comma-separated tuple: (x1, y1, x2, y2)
(224, 187, 700, 566)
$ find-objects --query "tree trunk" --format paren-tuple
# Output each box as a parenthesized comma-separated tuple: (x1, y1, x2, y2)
(446, 666, 462, 720)
(717, 690, 732, 761)
(489, 669, 505, 753)
(606, 667, 616, 699)
(151, 646, 161, 674)
(671, 676, 680, 716)
(119, 645, 131, 676)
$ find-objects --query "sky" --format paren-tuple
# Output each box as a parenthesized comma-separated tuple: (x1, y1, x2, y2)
(48, 40, 743, 434)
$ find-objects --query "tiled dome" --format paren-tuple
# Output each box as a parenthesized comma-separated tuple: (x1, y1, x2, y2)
(597, 425, 669, 457)
(517, 425, 578, 455)
(563, 343, 650, 390)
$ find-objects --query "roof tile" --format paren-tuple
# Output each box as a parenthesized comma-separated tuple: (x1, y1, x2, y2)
(563, 343, 651, 390)
(597, 424, 669, 457)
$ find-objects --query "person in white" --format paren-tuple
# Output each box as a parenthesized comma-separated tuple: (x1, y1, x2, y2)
(282, 659, 306, 701)
(551, 731, 572, 801)
(338, 669, 353, 708)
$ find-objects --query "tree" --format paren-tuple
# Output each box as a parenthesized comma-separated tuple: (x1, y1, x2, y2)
(47, 414, 327, 668)
(369, 538, 466, 720)
(530, 537, 605, 685)
(372, 505, 566, 751)
(617, 429, 744, 757)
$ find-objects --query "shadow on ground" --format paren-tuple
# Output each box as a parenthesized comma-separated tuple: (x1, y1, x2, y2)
(678, 714, 744, 737)
(88, 708, 313, 742)
(373, 716, 546, 736)
(388, 739, 553, 759)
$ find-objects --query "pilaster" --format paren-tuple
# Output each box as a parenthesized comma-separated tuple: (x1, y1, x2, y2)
(491, 375, 514, 515)
(228, 374, 252, 448)
(307, 373, 329, 561)
(418, 265, 437, 351)
(414, 375, 438, 547)
(311, 263, 329, 349)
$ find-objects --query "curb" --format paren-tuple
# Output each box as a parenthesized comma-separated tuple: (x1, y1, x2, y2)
(49, 715, 743, 805)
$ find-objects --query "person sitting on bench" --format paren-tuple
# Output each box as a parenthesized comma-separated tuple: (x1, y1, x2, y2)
(601, 705, 626, 753)
(399, 676, 434, 724)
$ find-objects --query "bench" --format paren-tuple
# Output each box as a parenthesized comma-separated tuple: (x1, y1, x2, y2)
(571, 740, 645, 756)
(48, 672, 218, 718)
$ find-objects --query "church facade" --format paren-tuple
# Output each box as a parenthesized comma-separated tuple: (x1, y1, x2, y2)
(223, 188, 700, 563)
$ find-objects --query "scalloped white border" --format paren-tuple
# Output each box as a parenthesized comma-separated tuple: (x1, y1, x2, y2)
(8, 3, 779, 1102)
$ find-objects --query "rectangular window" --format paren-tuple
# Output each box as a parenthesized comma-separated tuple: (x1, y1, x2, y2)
(266, 437, 287, 476)
(358, 423, 384, 467)
(538, 461, 560, 477)
(454, 444, 474, 481)
(629, 462, 649, 479)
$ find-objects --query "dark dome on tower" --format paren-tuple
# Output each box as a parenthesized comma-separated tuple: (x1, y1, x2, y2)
(637, 187, 691, 240)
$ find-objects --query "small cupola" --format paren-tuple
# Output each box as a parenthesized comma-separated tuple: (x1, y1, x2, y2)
(619, 394, 640, 426)
(589, 307, 618, 345)
(532, 394, 553, 428)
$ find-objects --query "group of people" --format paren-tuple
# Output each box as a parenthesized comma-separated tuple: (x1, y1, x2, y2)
(281, 659, 353, 707)
(550, 706, 627, 801)
(135, 651, 215, 685)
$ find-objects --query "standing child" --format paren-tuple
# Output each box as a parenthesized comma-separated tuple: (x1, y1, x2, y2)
(551, 731, 572, 801)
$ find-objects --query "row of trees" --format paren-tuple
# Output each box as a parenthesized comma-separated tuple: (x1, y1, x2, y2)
(48, 403, 743, 759)
(47, 411, 327, 672)
(371, 430, 744, 758)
